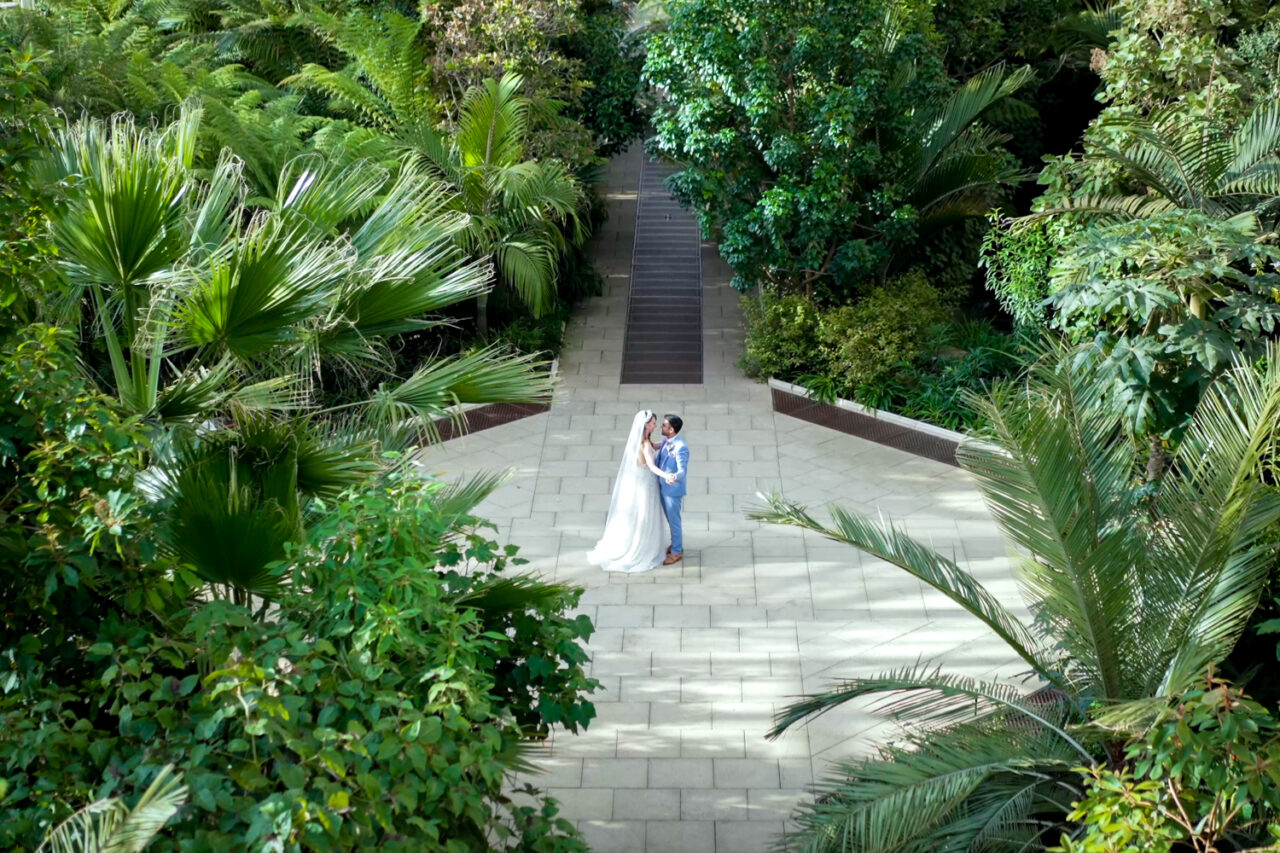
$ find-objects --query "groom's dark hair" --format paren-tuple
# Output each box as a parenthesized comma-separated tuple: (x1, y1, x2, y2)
(664, 413, 683, 434)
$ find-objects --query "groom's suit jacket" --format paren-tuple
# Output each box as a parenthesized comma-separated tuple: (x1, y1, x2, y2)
(657, 436, 690, 498)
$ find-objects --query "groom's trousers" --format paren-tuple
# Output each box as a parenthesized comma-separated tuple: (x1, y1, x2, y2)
(661, 493, 684, 555)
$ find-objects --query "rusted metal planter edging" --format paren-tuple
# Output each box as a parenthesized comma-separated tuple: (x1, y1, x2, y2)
(431, 359, 558, 443)
(768, 378, 966, 467)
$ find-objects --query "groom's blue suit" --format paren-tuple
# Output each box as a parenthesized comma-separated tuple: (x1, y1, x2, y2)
(656, 435, 690, 555)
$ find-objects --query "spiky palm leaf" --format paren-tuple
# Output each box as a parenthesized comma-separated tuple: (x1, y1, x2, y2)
(370, 345, 553, 443)
(752, 498, 1051, 684)
(897, 64, 1032, 235)
(748, 340, 1280, 851)
(39, 765, 187, 853)
(1038, 99, 1280, 226)
(785, 721, 1078, 853)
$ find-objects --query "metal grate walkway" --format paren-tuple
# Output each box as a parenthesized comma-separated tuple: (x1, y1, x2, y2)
(619, 157, 703, 384)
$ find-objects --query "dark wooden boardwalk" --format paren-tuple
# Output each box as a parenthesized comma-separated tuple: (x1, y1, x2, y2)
(619, 158, 703, 384)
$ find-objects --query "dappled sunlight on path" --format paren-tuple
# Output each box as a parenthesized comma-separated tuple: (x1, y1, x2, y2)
(414, 145, 1027, 853)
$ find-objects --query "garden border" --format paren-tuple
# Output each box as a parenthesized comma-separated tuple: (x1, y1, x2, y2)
(432, 359, 558, 442)
(769, 378, 965, 467)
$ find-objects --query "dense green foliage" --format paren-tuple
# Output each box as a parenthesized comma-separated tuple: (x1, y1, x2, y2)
(0, 328, 595, 850)
(644, 0, 1030, 295)
(4, 0, 643, 356)
(0, 0, 636, 845)
(741, 275, 1021, 430)
(1054, 679, 1280, 852)
(752, 342, 1280, 851)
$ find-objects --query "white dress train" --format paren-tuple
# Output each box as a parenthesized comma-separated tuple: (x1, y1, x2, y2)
(587, 411, 667, 574)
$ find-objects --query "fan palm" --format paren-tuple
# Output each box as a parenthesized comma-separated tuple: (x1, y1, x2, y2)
(41, 103, 552, 430)
(748, 340, 1280, 851)
(40, 105, 555, 599)
(1035, 98, 1280, 226)
(402, 73, 587, 334)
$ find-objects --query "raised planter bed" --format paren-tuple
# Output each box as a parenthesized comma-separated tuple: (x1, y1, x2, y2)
(768, 378, 966, 467)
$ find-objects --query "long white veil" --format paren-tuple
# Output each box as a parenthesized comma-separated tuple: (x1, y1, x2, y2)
(600, 409, 651, 527)
(587, 410, 663, 572)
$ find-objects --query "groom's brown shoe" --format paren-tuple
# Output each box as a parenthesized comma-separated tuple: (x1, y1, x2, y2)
(663, 552, 683, 566)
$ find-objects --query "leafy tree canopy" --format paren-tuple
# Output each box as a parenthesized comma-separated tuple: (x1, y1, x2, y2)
(644, 0, 1029, 295)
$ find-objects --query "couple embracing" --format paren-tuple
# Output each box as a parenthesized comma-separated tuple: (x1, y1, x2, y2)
(587, 411, 689, 574)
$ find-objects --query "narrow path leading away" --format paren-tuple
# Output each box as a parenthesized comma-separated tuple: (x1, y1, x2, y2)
(621, 158, 703, 384)
(414, 146, 1027, 853)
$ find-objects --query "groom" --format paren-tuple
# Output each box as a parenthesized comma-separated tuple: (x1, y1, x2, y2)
(656, 413, 689, 565)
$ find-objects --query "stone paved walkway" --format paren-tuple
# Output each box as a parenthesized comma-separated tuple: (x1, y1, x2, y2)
(414, 146, 1028, 853)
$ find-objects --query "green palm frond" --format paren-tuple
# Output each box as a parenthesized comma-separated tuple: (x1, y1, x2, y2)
(785, 722, 1076, 853)
(960, 346, 1143, 698)
(369, 346, 552, 440)
(1153, 344, 1280, 692)
(273, 155, 387, 235)
(158, 417, 308, 595)
(771, 663, 1090, 760)
(1054, 0, 1123, 53)
(494, 240, 557, 318)
(42, 106, 198, 291)
(189, 149, 244, 258)
(428, 470, 510, 523)
(1035, 98, 1280, 226)
(458, 574, 580, 616)
(293, 426, 380, 500)
(457, 73, 528, 168)
(339, 251, 491, 339)
(39, 765, 187, 853)
(154, 357, 236, 421)
(175, 221, 344, 361)
(747, 495, 1051, 683)
(911, 63, 1033, 180)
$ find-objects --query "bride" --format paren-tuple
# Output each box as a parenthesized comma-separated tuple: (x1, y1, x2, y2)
(587, 410, 669, 574)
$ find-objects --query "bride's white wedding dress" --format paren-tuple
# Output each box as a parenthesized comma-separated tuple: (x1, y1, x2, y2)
(587, 410, 667, 574)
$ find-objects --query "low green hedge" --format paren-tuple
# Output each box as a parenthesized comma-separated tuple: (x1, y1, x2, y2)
(741, 273, 1024, 431)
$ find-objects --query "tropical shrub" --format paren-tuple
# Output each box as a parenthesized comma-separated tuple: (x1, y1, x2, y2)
(817, 272, 948, 388)
(37, 104, 551, 426)
(741, 279, 1018, 430)
(0, 43, 56, 327)
(980, 214, 1058, 327)
(0, 327, 596, 850)
(405, 73, 587, 334)
(739, 293, 822, 381)
(750, 340, 1280, 851)
(1046, 211, 1280, 437)
(1054, 679, 1280, 852)
(854, 319, 1024, 431)
(0, 325, 188, 694)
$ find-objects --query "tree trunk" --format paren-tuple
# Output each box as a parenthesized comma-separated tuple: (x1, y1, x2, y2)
(476, 292, 490, 338)
(1146, 434, 1168, 483)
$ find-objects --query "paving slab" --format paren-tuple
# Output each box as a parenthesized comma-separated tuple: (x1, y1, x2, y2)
(414, 144, 1028, 851)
